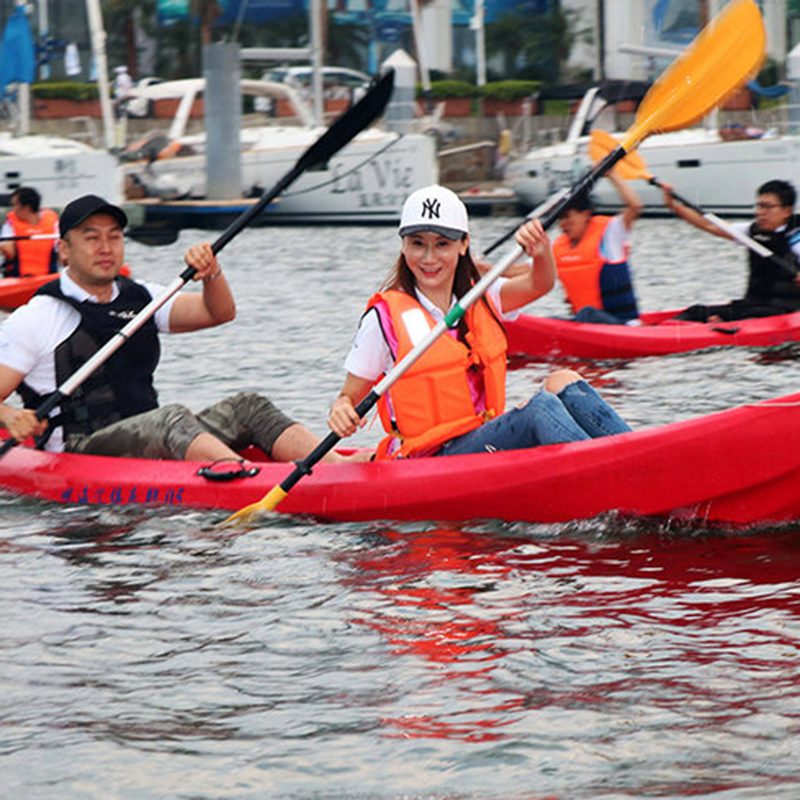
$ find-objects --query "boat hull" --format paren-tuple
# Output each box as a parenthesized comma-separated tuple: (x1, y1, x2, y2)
(505, 310, 800, 360)
(3, 392, 800, 526)
(0, 136, 121, 208)
(123, 129, 439, 225)
(507, 127, 800, 217)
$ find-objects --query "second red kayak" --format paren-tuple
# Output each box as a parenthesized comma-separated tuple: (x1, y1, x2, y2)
(505, 309, 800, 360)
(0, 274, 58, 310)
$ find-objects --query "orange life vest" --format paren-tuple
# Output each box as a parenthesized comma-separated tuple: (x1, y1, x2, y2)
(367, 289, 507, 459)
(4, 209, 59, 277)
(552, 215, 611, 312)
(552, 215, 639, 321)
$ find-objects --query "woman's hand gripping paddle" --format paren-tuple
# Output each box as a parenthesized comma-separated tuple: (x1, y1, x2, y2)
(483, 0, 766, 258)
(222, 0, 767, 527)
(0, 70, 396, 460)
(589, 127, 798, 278)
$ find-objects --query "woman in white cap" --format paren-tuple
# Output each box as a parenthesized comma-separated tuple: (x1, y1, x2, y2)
(328, 185, 631, 459)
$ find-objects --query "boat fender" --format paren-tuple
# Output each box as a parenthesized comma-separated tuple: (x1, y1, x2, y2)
(196, 458, 261, 481)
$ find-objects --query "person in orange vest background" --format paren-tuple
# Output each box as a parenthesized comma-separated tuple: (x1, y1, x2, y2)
(328, 184, 631, 459)
(0, 187, 59, 277)
(552, 171, 643, 324)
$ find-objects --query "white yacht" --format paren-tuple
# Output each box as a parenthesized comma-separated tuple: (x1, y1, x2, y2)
(119, 77, 438, 225)
(506, 81, 800, 217)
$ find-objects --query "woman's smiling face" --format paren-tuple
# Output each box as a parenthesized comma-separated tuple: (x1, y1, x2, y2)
(401, 230, 469, 301)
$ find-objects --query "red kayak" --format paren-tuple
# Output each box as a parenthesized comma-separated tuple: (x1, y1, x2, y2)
(0, 266, 133, 311)
(1, 391, 800, 526)
(506, 309, 800, 360)
(0, 274, 57, 310)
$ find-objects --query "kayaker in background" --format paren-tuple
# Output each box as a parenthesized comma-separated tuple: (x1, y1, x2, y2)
(663, 179, 800, 321)
(328, 184, 631, 459)
(0, 193, 362, 465)
(0, 187, 59, 277)
(552, 171, 643, 324)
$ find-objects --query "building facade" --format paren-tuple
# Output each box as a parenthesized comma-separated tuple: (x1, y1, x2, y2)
(0, 0, 795, 84)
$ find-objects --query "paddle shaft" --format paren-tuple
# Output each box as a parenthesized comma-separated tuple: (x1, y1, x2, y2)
(0, 234, 58, 242)
(0, 71, 396, 459)
(483, 188, 570, 257)
(658, 179, 799, 278)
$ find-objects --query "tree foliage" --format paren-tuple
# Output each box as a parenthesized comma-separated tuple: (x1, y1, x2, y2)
(485, 3, 591, 85)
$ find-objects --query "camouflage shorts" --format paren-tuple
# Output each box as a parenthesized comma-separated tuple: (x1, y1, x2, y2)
(66, 391, 296, 460)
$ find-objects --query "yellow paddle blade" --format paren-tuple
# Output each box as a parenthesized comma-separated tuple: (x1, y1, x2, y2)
(220, 485, 288, 527)
(622, 0, 765, 151)
(588, 129, 651, 181)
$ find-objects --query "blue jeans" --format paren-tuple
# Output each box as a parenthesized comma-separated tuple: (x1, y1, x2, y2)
(437, 380, 631, 457)
(572, 306, 628, 325)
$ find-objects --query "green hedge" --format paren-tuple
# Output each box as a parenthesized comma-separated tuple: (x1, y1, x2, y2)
(31, 81, 106, 101)
(418, 79, 542, 102)
(418, 80, 478, 99)
(478, 80, 541, 101)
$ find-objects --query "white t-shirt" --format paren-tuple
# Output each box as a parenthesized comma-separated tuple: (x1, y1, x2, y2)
(597, 214, 630, 263)
(344, 278, 517, 381)
(0, 271, 177, 451)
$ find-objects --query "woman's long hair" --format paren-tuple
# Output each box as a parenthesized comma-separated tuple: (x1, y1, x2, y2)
(380, 242, 505, 343)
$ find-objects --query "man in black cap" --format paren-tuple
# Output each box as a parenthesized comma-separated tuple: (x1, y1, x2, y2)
(0, 194, 358, 464)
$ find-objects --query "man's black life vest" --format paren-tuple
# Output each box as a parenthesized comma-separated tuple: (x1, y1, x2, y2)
(18, 276, 161, 439)
(745, 218, 800, 309)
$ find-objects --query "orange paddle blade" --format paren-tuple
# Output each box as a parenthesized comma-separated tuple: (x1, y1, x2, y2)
(588, 129, 652, 181)
(622, 0, 765, 151)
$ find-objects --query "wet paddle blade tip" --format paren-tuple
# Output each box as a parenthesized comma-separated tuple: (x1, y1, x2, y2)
(221, 485, 288, 526)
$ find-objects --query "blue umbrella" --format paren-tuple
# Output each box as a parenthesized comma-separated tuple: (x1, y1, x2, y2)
(0, 6, 35, 98)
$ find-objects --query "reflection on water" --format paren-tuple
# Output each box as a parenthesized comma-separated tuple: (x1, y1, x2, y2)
(2, 221, 800, 798)
(4, 514, 799, 798)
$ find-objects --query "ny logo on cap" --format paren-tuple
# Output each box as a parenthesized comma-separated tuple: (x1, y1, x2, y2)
(421, 198, 441, 219)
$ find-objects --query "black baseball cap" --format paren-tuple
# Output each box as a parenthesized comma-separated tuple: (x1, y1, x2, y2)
(59, 194, 128, 237)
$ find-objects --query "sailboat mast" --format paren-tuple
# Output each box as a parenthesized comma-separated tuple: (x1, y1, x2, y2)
(310, 0, 324, 125)
(85, 0, 115, 149)
(409, 0, 431, 93)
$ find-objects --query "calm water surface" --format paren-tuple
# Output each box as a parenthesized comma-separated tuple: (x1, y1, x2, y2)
(1, 218, 799, 799)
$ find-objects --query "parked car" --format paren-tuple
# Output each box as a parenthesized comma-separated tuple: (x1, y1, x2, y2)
(260, 66, 372, 103)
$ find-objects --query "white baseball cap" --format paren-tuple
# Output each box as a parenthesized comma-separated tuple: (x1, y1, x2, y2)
(399, 185, 469, 240)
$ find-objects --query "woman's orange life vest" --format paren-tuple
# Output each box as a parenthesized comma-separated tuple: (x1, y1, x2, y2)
(552, 215, 639, 321)
(367, 289, 508, 459)
(4, 209, 59, 277)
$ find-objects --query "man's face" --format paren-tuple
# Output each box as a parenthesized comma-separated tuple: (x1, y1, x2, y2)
(558, 208, 592, 243)
(57, 213, 125, 289)
(754, 192, 793, 232)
